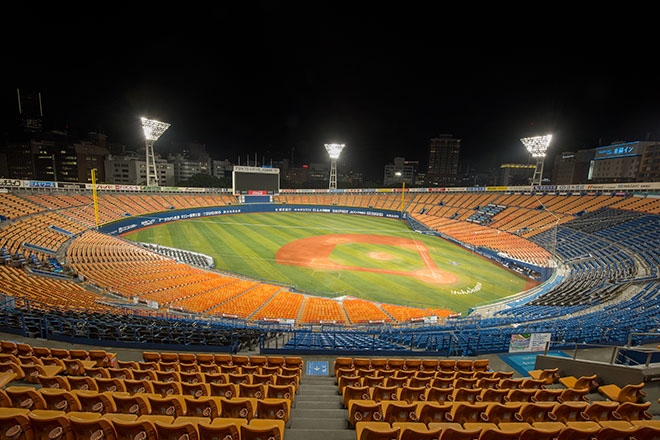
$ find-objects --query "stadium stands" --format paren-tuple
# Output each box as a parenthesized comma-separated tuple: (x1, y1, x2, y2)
(0, 185, 658, 358)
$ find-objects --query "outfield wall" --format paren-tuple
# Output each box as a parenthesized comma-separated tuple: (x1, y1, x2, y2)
(99, 204, 404, 236)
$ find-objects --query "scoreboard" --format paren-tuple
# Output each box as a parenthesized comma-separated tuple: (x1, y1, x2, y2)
(232, 166, 280, 195)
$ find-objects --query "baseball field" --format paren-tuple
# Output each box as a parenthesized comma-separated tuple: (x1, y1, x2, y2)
(122, 212, 530, 313)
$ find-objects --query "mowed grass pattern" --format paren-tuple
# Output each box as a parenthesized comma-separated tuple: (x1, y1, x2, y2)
(123, 212, 528, 313)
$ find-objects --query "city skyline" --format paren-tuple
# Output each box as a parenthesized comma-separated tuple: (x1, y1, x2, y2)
(2, 6, 659, 183)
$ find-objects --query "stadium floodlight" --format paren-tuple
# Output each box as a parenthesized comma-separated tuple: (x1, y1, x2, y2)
(141, 117, 171, 187)
(520, 134, 552, 186)
(324, 143, 346, 190)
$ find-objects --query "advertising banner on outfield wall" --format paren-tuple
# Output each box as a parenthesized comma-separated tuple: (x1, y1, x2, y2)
(1, 178, 659, 193)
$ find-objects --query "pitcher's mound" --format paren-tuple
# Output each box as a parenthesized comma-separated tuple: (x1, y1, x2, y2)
(368, 251, 395, 261)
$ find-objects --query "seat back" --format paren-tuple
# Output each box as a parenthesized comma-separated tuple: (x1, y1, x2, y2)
(0, 410, 33, 439)
(239, 384, 265, 400)
(452, 388, 481, 403)
(399, 386, 426, 404)
(383, 401, 418, 423)
(240, 422, 282, 440)
(447, 402, 488, 424)
(179, 372, 204, 384)
(265, 385, 294, 402)
(147, 396, 185, 417)
(517, 402, 556, 423)
(417, 402, 451, 425)
(75, 391, 115, 414)
(40, 389, 81, 412)
(95, 378, 126, 394)
(183, 396, 219, 418)
(123, 379, 153, 395)
(559, 388, 589, 402)
(484, 402, 522, 423)
(584, 401, 620, 422)
(154, 421, 197, 440)
(256, 399, 289, 423)
(67, 377, 97, 392)
(455, 360, 474, 372)
(6, 387, 46, 411)
(107, 369, 133, 381)
(209, 383, 237, 399)
(479, 389, 508, 403)
(550, 402, 589, 423)
(348, 401, 382, 425)
(112, 395, 150, 416)
(112, 419, 157, 440)
(220, 398, 253, 420)
(69, 416, 116, 440)
(371, 386, 398, 403)
(152, 381, 182, 397)
(573, 375, 598, 391)
(426, 387, 453, 403)
(619, 383, 646, 402)
(198, 421, 239, 440)
(342, 386, 371, 406)
(37, 375, 69, 391)
(614, 401, 652, 421)
(28, 412, 74, 440)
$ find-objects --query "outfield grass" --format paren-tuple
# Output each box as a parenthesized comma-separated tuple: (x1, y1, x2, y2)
(123, 212, 528, 313)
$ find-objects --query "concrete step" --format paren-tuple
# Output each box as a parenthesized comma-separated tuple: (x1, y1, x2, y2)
(296, 400, 344, 409)
(301, 377, 335, 384)
(299, 384, 337, 391)
(290, 416, 347, 430)
(284, 429, 355, 440)
(292, 408, 347, 419)
(295, 393, 341, 402)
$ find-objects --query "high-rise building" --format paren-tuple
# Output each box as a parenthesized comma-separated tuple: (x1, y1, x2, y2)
(105, 153, 174, 186)
(16, 89, 43, 133)
(425, 135, 461, 186)
(384, 157, 415, 186)
(74, 141, 109, 183)
(587, 141, 645, 183)
(638, 142, 660, 182)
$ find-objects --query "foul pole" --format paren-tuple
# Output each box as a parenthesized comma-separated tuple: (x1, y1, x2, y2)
(91, 168, 100, 228)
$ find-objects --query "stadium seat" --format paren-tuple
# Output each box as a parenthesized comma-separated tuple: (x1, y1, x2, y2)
(28, 410, 75, 440)
(558, 375, 598, 392)
(355, 421, 400, 440)
(69, 415, 117, 440)
(598, 383, 647, 403)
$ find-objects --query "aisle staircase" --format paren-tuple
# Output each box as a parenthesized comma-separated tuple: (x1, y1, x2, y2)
(285, 367, 353, 440)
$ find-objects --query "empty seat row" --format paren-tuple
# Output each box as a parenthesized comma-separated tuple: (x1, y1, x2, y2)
(0, 408, 284, 440)
(1, 386, 291, 422)
(121, 360, 302, 377)
(142, 351, 302, 369)
(343, 386, 592, 407)
(335, 358, 490, 375)
(346, 400, 655, 427)
(355, 418, 660, 440)
(338, 376, 542, 394)
(35, 375, 297, 401)
(337, 368, 512, 382)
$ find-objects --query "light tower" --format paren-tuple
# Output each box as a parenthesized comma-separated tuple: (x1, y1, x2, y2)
(324, 143, 346, 190)
(520, 134, 552, 186)
(141, 117, 171, 187)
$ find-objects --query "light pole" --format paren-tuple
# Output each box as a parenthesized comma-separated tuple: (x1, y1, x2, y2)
(520, 134, 552, 186)
(324, 143, 346, 190)
(141, 117, 171, 187)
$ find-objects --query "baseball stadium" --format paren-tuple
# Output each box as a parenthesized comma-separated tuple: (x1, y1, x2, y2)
(1, 170, 660, 439)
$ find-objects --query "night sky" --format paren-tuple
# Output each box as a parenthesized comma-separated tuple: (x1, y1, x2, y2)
(3, 5, 658, 181)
